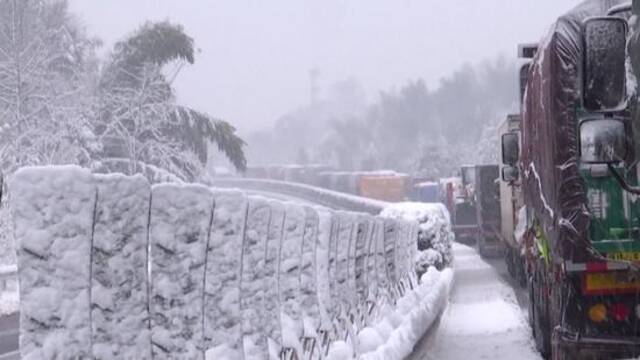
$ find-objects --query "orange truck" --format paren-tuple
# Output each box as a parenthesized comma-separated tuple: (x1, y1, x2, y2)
(358, 174, 410, 202)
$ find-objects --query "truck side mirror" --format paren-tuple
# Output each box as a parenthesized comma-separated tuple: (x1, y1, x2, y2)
(502, 166, 519, 182)
(583, 17, 628, 112)
(580, 118, 627, 164)
(501, 133, 519, 166)
(519, 62, 531, 105)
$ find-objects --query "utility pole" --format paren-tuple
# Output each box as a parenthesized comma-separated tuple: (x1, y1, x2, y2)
(309, 67, 320, 106)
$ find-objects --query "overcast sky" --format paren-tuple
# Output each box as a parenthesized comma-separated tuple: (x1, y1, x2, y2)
(69, 0, 581, 132)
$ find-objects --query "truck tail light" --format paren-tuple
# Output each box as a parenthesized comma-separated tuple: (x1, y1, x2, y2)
(610, 303, 630, 322)
(588, 303, 607, 323)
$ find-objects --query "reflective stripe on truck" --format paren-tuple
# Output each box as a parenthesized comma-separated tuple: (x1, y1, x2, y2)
(564, 260, 632, 272)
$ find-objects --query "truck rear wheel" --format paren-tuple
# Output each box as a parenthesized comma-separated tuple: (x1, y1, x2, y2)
(551, 326, 570, 360)
(505, 247, 516, 278)
(549, 279, 572, 360)
(515, 255, 527, 288)
(529, 268, 551, 359)
(476, 234, 486, 258)
(505, 247, 527, 287)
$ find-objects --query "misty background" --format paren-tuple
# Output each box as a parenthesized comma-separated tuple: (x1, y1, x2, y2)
(0, 0, 583, 183)
(0, 0, 584, 266)
(69, 1, 580, 130)
(68, 0, 581, 178)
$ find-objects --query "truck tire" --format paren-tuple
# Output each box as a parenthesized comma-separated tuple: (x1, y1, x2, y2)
(550, 280, 571, 360)
(527, 276, 535, 328)
(515, 256, 527, 288)
(551, 323, 570, 360)
(476, 232, 486, 258)
(505, 247, 516, 278)
(551, 343, 569, 360)
(529, 268, 551, 359)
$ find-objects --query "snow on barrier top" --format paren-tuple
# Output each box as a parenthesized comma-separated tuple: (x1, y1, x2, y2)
(9, 166, 450, 360)
(209, 178, 388, 215)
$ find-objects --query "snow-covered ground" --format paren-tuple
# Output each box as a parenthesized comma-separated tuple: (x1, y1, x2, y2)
(349, 267, 453, 360)
(408, 243, 541, 360)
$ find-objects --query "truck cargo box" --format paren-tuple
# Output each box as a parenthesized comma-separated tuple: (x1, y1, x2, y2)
(358, 175, 409, 202)
(413, 181, 439, 203)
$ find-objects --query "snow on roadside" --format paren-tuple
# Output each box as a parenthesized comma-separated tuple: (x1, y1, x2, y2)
(315, 202, 455, 360)
(410, 243, 541, 360)
(326, 267, 453, 360)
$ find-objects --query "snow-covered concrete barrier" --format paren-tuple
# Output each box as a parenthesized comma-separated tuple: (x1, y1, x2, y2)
(11, 166, 96, 360)
(148, 184, 213, 358)
(204, 190, 246, 359)
(92, 174, 152, 359)
(241, 197, 272, 359)
(9, 166, 454, 360)
(380, 202, 454, 272)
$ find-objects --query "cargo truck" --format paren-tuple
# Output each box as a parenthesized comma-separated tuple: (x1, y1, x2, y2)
(473, 165, 503, 257)
(452, 165, 478, 244)
(498, 49, 534, 286)
(499, 114, 527, 286)
(501, 1, 640, 358)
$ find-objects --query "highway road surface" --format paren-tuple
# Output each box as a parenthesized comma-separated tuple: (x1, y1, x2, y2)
(0, 313, 18, 359)
(408, 244, 540, 360)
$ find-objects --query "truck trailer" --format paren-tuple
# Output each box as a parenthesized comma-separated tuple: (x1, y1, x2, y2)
(502, 1, 640, 358)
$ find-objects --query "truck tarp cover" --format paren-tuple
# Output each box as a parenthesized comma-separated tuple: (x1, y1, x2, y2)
(522, 0, 630, 261)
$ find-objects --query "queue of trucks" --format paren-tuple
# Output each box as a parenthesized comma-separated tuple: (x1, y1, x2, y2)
(447, 2, 640, 358)
(239, 1, 640, 358)
(242, 166, 413, 202)
(460, 1, 640, 358)
(445, 164, 503, 258)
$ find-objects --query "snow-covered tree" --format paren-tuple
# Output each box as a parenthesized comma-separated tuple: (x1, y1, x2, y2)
(306, 58, 518, 176)
(95, 21, 246, 181)
(0, 0, 98, 172)
(0, 4, 246, 182)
